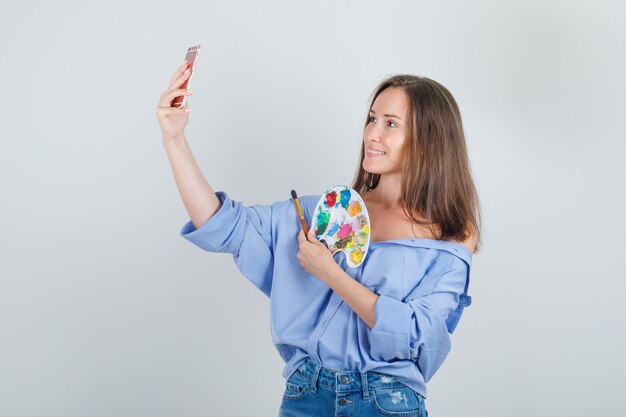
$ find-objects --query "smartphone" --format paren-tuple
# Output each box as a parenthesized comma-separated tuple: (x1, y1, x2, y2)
(172, 45, 201, 108)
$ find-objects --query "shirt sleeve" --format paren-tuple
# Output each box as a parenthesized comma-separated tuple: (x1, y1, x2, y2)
(179, 191, 275, 298)
(368, 254, 469, 381)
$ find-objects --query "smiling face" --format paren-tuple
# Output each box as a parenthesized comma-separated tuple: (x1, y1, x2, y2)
(362, 87, 410, 176)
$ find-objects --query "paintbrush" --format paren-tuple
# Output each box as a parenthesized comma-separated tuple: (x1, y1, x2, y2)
(291, 189, 309, 237)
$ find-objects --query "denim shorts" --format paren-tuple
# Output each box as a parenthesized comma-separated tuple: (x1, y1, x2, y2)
(279, 358, 428, 417)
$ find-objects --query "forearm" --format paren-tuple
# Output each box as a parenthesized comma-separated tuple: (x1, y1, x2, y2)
(321, 264, 379, 329)
(163, 136, 220, 229)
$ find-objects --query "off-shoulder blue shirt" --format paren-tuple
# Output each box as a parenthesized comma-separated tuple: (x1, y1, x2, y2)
(179, 191, 473, 398)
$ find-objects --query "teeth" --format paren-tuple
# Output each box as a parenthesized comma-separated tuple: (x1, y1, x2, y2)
(369, 150, 386, 155)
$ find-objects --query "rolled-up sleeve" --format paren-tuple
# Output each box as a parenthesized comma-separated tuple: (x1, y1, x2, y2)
(179, 191, 275, 297)
(368, 255, 469, 381)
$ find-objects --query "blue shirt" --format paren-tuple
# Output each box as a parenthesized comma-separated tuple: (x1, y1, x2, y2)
(179, 191, 473, 398)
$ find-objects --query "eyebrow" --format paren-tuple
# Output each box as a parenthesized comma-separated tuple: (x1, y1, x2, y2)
(369, 109, 404, 120)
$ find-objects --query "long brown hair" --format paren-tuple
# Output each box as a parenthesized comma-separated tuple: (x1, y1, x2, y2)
(352, 75, 483, 253)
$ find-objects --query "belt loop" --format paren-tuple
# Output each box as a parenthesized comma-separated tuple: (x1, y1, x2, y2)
(310, 364, 322, 393)
(360, 372, 370, 400)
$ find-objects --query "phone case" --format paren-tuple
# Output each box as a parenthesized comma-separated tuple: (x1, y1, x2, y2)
(173, 45, 201, 108)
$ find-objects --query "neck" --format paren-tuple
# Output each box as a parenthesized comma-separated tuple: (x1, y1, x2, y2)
(364, 173, 404, 210)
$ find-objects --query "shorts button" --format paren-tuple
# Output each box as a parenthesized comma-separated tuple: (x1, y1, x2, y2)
(338, 398, 347, 405)
(340, 376, 349, 384)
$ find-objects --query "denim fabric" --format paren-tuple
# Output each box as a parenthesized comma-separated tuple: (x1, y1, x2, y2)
(279, 358, 428, 417)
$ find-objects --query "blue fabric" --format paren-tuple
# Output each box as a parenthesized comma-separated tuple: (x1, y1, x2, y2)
(179, 191, 473, 399)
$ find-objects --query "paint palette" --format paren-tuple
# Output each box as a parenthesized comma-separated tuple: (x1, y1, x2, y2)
(311, 184, 371, 268)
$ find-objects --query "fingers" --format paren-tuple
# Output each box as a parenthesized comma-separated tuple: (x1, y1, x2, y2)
(167, 64, 192, 93)
(157, 88, 193, 108)
(156, 62, 194, 112)
(307, 229, 320, 243)
(155, 105, 191, 117)
(298, 229, 311, 245)
(298, 229, 318, 245)
(156, 89, 192, 111)
(168, 61, 189, 86)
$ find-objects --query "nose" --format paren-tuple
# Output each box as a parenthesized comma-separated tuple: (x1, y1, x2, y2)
(366, 129, 381, 143)
(365, 122, 383, 142)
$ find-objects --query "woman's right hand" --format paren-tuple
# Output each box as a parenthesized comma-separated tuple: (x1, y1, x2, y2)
(156, 61, 194, 143)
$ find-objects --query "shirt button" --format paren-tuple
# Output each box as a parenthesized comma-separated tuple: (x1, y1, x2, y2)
(340, 376, 349, 384)
(338, 398, 347, 405)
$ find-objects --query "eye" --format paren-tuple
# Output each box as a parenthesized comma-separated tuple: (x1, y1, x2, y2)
(369, 116, 398, 128)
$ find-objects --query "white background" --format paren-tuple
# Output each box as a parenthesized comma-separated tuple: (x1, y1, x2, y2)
(1, 1, 624, 416)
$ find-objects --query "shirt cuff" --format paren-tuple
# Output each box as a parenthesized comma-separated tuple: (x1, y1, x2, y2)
(179, 191, 244, 253)
(369, 294, 414, 361)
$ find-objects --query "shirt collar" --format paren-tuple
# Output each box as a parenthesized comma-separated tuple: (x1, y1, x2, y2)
(369, 238, 473, 265)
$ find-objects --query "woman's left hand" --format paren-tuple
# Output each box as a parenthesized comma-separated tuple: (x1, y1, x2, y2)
(297, 229, 338, 282)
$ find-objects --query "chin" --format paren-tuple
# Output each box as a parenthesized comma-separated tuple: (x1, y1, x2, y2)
(362, 163, 376, 174)
(363, 162, 385, 175)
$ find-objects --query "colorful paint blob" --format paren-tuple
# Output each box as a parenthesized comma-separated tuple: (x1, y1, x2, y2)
(348, 201, 361, 217)
(315, 211, 330, 236)
(311, 184, 371, 268)
(339, 189, 351, 208)
(325, 191, 337, 207)
(337, 223, 353, 239)
(349, 247, 363, 265)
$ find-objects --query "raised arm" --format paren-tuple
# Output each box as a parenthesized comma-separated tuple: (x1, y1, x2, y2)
(156, 60, 220, 229)
(163, 137, 221, 230)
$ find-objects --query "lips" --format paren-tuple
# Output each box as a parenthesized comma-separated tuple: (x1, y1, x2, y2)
(367, 148, 387, 156)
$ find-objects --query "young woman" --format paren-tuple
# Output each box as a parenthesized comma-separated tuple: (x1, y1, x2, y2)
(156, 62, 482, 417)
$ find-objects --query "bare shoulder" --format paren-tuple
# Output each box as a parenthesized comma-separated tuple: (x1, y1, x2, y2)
(449, 227, 478, 254)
